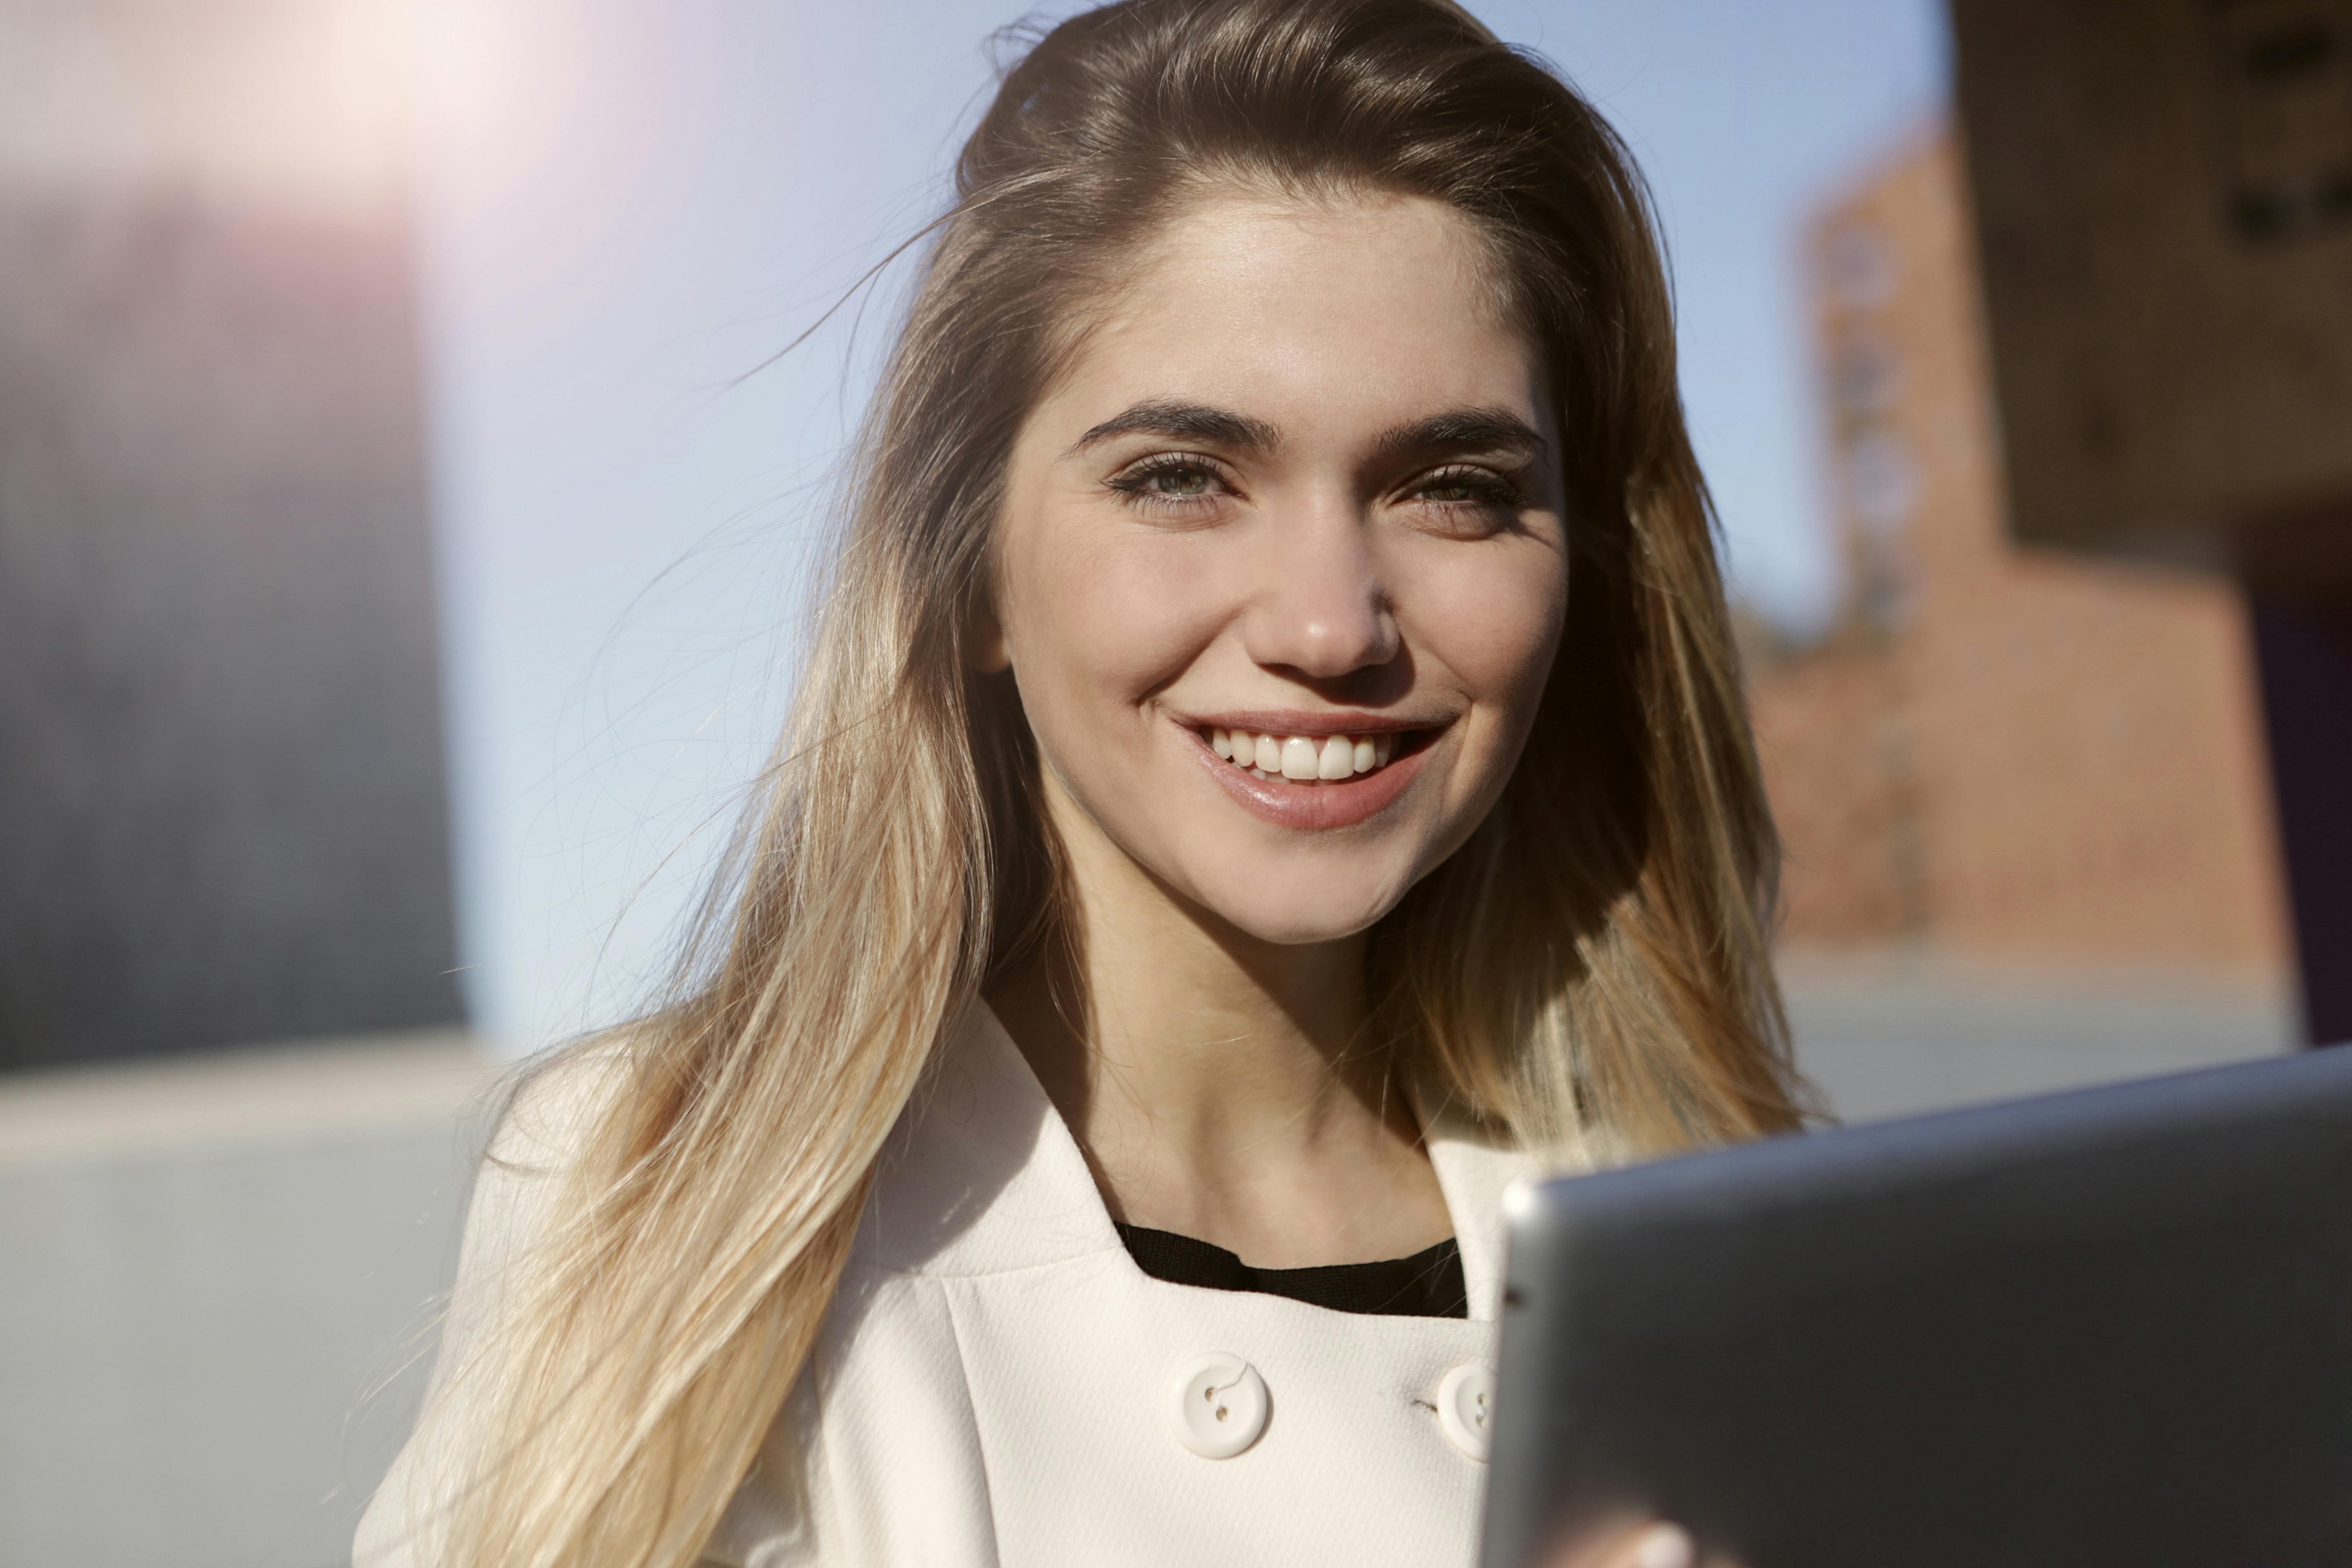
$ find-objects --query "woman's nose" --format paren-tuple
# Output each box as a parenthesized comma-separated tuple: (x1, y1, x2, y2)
(1236, 499, 1400, 679)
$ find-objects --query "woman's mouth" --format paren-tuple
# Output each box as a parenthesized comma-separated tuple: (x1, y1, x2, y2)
(1182, 719, 1439, 831)
(1205, 726, 1398, 782)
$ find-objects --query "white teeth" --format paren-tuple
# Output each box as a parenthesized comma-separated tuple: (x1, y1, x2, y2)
(1200, 726, 1411, 784)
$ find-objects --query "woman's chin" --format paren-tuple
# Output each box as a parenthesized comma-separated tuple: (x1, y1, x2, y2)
(1196, 885, 1405, 948)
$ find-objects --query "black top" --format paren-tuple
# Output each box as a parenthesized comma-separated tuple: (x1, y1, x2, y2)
(1116, 1222, 1469, 1319)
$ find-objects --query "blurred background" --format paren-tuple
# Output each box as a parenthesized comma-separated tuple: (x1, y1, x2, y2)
(3, 1, 2345, 1562)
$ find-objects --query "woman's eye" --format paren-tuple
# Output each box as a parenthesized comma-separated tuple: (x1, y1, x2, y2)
(1411, 468, 1523, 513)
(1146, 466, 1214, 497)
(1109, 456, 1229, 509)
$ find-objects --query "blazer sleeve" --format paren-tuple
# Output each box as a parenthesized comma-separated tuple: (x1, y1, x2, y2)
(353, 1047, 628, 1568)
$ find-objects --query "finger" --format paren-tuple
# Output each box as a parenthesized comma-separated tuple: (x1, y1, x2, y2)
(1628, 1524, 1697, 1568)
(1543, 1520, 1697, 1568)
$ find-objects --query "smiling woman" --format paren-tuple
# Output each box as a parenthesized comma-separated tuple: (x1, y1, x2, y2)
(357, 5, 1809, 1568)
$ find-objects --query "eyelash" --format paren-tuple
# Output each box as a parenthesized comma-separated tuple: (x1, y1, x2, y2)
(1412, 465, 1528, 513)
(1105, 452, 1231, 510)
(1104, 455, 1528, 520)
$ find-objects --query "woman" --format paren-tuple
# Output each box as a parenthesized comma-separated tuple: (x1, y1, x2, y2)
(359, 2, 1809, 1565)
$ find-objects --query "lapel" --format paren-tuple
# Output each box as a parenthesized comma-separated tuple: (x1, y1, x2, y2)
(1416, 1096, 1541, 1322)
(852, 1002, 1549, 1316)
(851, 1003, 1121, 1278)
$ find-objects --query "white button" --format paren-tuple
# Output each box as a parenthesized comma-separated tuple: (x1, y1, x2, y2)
(1167, 1352, 1269, 1459)
(1436, 1362, 1496, 1461)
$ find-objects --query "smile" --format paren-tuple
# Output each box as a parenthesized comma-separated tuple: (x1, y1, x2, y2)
(1181, 716, 1439, 832)
(1206, 727, 1396, 782)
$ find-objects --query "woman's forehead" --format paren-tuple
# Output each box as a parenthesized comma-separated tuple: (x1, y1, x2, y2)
(1036, 189, 1544, 452)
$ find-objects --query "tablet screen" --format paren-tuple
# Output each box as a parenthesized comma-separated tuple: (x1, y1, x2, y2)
(1483, 1049, 2352, 1568)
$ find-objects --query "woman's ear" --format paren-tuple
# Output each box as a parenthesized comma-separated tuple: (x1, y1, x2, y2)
(969, 597, 1012, 674)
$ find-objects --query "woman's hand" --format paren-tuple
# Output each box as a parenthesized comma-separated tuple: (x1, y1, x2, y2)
(1545, 1520, 1743, 1568)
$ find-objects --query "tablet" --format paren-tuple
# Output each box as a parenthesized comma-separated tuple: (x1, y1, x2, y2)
(1481, 1047, 2352, 1568)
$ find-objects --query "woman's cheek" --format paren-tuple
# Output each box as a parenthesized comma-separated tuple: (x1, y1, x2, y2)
(1020, 531, 1222, 724)
(1409, 542, 1568, 717)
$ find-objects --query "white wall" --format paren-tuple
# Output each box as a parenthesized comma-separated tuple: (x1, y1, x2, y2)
(0, 1036, 494, 1568)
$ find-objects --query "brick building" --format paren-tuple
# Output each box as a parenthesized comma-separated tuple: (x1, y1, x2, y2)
(1751, 129, 2291, 980)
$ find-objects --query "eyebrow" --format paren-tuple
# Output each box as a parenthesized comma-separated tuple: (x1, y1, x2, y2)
(1067, 399, 1282, 457)
(1066, 398, 1548, 467)
(1368, 406, 1549, 466)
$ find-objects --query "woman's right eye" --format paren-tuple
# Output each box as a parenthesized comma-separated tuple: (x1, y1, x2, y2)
(1107, 455, 1229, 508)
(1145, 466, 1214, 496)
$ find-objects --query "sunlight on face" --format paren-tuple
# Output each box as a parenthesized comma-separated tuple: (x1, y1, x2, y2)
(993, 189, 1569, 945)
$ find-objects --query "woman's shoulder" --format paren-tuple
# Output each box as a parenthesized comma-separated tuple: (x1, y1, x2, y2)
(354, 1032, 642, 1568)
(483, 1029, 639, 1172)
(446, 1030, 646, 1291)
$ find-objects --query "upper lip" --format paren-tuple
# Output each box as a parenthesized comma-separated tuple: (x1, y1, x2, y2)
(1174, 709, 1446, 737)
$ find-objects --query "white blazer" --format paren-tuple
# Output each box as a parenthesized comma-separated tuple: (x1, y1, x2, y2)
(360, 1005, 1554, 1567)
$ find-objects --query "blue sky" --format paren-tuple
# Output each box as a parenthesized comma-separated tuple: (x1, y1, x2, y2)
(414, 0, 1951, 1044)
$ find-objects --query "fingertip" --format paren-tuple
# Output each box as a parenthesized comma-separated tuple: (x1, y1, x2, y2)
(1629, 1523, 1696, 1568)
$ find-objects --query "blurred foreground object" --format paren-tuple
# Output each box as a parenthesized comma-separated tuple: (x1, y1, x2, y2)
(0, 0, 462, 1068)
(1488, 1048, 2352, 1566)
(1948, 0, 2352, 1041)
(1951, 0, 2352, 578)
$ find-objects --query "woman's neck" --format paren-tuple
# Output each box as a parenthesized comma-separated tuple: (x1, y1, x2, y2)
(988, 778, 1454, 1269)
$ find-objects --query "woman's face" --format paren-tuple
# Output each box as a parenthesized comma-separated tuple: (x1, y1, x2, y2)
(992, 189, 1569, 945)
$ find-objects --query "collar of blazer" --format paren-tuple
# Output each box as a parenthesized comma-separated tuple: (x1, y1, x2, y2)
(847, 1003, 1560, 1321)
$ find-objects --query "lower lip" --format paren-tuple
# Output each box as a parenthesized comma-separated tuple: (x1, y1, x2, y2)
(1183, 726, 1432, 831)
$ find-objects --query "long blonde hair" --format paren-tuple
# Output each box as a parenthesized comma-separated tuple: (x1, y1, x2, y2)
(440, 3, 1807, 1563)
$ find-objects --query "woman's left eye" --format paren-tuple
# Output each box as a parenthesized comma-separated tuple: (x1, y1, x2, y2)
(1410, 467, 1524, 511)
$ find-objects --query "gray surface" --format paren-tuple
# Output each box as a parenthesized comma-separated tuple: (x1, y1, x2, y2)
(0, 1120, 481, 1568)
(1786, 961, 2296, 1124)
